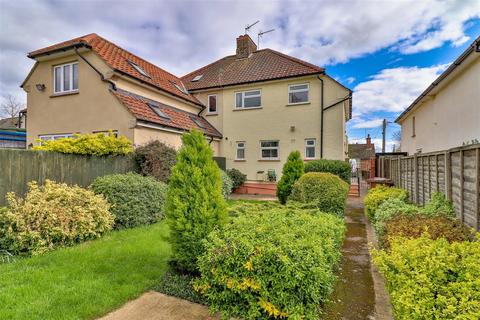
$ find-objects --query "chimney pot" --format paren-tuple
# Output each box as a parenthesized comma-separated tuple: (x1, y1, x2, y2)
(236, 34, 257, 59)
(366, 134, 371, 146)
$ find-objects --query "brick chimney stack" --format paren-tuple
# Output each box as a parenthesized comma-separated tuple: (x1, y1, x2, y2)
(366, 134, 371, 146)
(236, 34, 257, 59)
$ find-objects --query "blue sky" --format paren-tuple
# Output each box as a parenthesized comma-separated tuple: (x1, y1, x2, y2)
(1, 0, 479, 150)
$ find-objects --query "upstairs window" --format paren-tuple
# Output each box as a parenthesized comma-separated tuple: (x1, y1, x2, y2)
(208, 95, 217, 114)
(260, 140, 279, 160)
(147, 103, 171, 121)
(54, 62, 78, 94)
(128, 60, 150, 78)
(235, 90, 261, 109)
(236, 141, 245, 160)
(288, 83, 309, 104)
(305, 138, 316, 159)
(192, 74, 203, 82)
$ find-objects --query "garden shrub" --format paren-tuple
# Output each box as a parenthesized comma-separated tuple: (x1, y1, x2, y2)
(91, 172, 167, 229)
(381, 215, 475, 248)
(0, 180, 113, 255)
(165, 129, 227, 273)
(276, 151, 304, 204)
(364, 185, 408, 222)
(33, 132, 133, 156)
(304, 159, 351, 183)
(226, 168, 247, 190)
(221, 170, 233, 199)
(372, 236, 480, 319)
(155, 269, 207, 305)
(421, 192, 455, 218)
(134, 140, 177, 183)
(289, 172, 349, 215)
(196, 207, 345, 319)
(373, 198, 419, 239)
(227, 200, 283, 217)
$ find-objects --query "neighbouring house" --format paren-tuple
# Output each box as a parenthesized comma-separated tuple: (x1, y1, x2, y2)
(396, 35, 480, 155)
(348, 134, 375, 179)
(0, 112, 27, 149)
(21, 33, 351, 181)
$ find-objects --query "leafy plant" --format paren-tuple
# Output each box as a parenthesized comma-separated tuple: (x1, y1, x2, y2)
(91, 173, 167, 229)
(373, 198, 419, 239)
(220, 170, 234, 199)
(33, 131, 133, 156)
(155, 269, 206, 305)
(227, 200, 283, 217)
(134, 140, 177, 183)
(364, 185, 408, 222)
(226, 168, 247, 190)
(289, 172, 349, 215)
(421, 192, 455, 218)
(196, 207, 345, 319)
(276, 151, 304, 204)
(372, 236, 480, 319)
(165, 129, 227, 272)
(304, 159, 351, 183)
(0, 180, 113, 255)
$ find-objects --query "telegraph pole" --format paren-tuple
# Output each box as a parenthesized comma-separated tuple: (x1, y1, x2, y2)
(381, 118, 387, 153)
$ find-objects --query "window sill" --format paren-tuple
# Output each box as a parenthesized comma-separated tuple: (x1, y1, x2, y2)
(234, 159, 246, 162)
(206, 113, 218, 116)
(50, 91, 79, 98)
(286, 102, 310, 106)
(304, 158, 318, 161)
(258, 159, 280, 162)
(233, 107, 262, 111)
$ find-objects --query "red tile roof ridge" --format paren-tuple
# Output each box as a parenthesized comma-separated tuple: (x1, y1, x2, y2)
(261, 48, 324, 72)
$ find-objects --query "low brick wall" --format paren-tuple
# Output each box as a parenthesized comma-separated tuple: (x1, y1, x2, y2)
(234, 181, 277, 196)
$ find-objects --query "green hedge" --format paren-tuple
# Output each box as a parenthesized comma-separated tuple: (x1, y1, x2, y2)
(91, 172, 167, 229)
(0, 180, 113, 255)
(372, 236, 480, 319)
(196, 207, 345, 319)
(226, 168, 247, 190)
(289, 172, 349, 215)
(277, 151, 304, 204)
(304, 159, 351, 183)
(134, 140, 177, 183)
(364, 185, 408, 222)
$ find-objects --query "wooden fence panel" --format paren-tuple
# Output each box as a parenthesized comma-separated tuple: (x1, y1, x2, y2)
(0, 149, 137, 206)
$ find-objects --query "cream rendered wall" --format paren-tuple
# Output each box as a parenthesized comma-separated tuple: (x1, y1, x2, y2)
(192, 74, 349, 180)
(194, 91, 224, 155)
(400, 56, 480, 155)
(24, 51, 136, 146)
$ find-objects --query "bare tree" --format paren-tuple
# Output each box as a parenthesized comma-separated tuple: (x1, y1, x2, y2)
(1, 94, 24, 119)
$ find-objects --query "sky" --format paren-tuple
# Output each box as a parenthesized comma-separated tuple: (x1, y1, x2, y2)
(1, 0, 479, 151)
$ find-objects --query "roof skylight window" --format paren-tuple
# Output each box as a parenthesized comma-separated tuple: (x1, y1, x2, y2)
(192, 75, 203, 82)
(147, 103, 170, 120)
(172, 82, 189, 95)
(128, 60, 150, 78)
(190, 116, 206, 129)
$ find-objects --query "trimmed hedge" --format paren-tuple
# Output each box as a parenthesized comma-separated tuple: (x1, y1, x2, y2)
(372, 236, 480, 319)
(373, 198, 419, 240)
(196, 207, 345, 319)
(364, 185, 408, 222)
(304, 159, 351, 183)
(277, 151, 304, 204)
(0, 180, 113, 255)
(91, 173, 167, 229)
(226, 168, 247, 190)
(134, 140, 177, 183)
(289, 172, 349, 215)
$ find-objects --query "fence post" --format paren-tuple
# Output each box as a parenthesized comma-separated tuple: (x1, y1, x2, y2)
(414, 154, 419, 204)
(476, 147, 479, 231)
(460, 150, 464, 223)
(445, 151, 452, 201)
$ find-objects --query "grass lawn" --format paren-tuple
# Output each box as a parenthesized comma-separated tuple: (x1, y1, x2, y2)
(0, 221, 171, 320)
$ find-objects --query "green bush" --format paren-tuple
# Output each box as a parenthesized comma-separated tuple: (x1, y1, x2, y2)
(372, 236, 480, 319)
(381, 215, 474, 248)
(227, 200, 283, 217)
(155, 269, 206, 305)
(166, 130, 227, 272)
(304, 159, 351, 183)
(289, 172, 349, 215)
(195, 207, 345, 319)
(364, 185, 408, 222)
(91, 173, 167, 229)
(221, 170, 233, 199)
(134, 140, 177, 183)
(421, 192, 455, 218)
(226, 168, 247, 190)
(373, 198, 419, 239)
(277, 151, 304, 204)
(33, 132, 133, 156)
(0, 180, 113, 255)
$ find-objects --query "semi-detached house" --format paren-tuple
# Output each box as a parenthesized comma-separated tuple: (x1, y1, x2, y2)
(22, 33, 352, 180)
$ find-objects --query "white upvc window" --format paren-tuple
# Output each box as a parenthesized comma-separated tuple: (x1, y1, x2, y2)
(54, 62, 78, 94)
(39, 133, 75, 141)
(288, 83, 309, 104)
(235, 90, 261, 109)
(208, 94, 218, 114)
(260, 140, 279, 160)
(236, 141, 245, 160)
(305, 138, 316, 159)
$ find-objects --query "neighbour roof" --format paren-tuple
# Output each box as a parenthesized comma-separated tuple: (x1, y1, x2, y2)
(181, 48, 325, 90)
(112, 89, 222, 138)
(28, 33, 202, 107)
(348, 143, 376, 160)
(0, 117, 20, 129)
(395, 35, 480, 123)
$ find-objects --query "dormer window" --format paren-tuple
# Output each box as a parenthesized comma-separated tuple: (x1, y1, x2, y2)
(192, 75, 203, 82)
(53, 62, 78, 94)
(147, 103, 170, 120)
(128, 60, 150, 78)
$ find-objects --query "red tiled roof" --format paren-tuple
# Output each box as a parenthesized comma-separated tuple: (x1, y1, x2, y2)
(182, 48, 324, 90)
(28, 33, 201, 106)
(112, 89, 221, 138)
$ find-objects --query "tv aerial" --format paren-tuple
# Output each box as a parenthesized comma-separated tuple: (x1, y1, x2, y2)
(245, 20, 260, 34)
(258, 29, 275, 49)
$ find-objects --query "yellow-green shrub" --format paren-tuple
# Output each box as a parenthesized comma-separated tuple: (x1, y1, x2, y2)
(372, 236, 480, 319)
(196, 207, 345, 319)
(0, 180, 114, 255)
(33, 132, 133, 156)
(364, 185, 408, 222)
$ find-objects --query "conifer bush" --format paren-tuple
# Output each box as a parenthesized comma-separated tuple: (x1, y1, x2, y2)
(165, 129, 227, 272)
(276, 151, 304, 204)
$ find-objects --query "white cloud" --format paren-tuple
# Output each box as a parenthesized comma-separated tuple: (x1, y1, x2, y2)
(351, 118, 383, 129)
(345, 77, 355, 85)
(352, 64, 449, 116)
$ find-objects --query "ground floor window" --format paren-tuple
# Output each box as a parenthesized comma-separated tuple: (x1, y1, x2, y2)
(305, 138, 316, 159)
(93, 130, 118, 137)
(236, 141, 245, 160)
(260, 140, 279, 160)
(38, 133, 75, 141)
